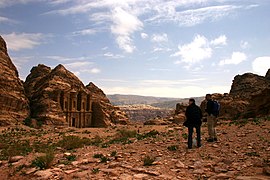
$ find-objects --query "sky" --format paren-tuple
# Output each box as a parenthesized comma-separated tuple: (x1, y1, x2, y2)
(1, 0, 270, 98)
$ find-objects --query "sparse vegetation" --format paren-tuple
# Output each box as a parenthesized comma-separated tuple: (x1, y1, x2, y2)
(66, 154, 76, 161)
(93, 153, 104, 158)
(143, 156, 156, 166)
(92, 168, 100, 174)
(57, 135, 92, 150)
(90, 135, 103, 146)
(93, 153, 109, 163)
(100, 156, 110, 163)
(111, 151, 117, 157)
(245, 151, 260, 157)
(136, 130, 159, 140)
(182, 133, 188, 139)
(167, 145, 178, 151)
(31, 150, 54, 169)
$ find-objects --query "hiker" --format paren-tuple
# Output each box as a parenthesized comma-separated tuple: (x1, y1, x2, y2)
(205, 94, 218, 142)
(184, 98, 203, 149)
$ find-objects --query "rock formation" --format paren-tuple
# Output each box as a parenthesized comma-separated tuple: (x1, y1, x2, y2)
(201, 70, 270, 119)
(24, 64, 128, 127)
(86, 82, 129, 126)
(230, 72, 270, 99)
(0, 36, 29, 125)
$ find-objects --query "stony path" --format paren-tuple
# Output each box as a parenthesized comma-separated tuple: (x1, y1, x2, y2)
(0, 119, 270, 180)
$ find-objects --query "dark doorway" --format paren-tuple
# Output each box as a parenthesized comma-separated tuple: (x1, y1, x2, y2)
(72, 118, 75, 127)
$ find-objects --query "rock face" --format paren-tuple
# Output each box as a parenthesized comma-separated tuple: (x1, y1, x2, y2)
(24, 64, 128, 127)
(201, 70, 270, 119)
(230, 72, 270, 99)
(86, 82, 129, 126)
(0, 36, 29, 125)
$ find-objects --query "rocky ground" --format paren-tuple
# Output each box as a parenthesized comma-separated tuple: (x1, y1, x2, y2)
(0, 117, 270, 180)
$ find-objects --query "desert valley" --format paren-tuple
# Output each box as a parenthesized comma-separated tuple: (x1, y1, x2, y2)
(0, 33, 270, 180)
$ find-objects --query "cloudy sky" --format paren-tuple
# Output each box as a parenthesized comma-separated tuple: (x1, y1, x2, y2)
(1, 0, 270, 98)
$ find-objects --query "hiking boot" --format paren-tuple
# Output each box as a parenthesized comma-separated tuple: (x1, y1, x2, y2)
(207, 138, 214, 142)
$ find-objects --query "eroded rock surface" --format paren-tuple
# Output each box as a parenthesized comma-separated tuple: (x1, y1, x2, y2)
(0, 36, 29, 125)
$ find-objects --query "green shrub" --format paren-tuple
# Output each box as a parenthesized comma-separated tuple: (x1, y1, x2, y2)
(23, 117, 32, 127)
(167, 145, 178, 151)
(90, 135, 103, 146)
(136, 130, 159, 140)
(100, 156, 110, 163)
(92, 168, 100, 174)
(93, 153, 104, 158)
(57, 135, 92, 150)
(143, 156, 155, 166)
(245, 152, 260, 157)
(31, 151, 54, 169)
(0, 140, 32, 160)
(66, 155, 76, 161)
(111, 151, 117, 157)
(182, 133, 188, 139)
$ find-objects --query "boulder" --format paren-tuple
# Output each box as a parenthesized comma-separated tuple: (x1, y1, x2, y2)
(0, 35, 29, 125)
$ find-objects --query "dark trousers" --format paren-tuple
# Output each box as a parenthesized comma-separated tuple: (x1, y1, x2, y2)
(188, 125, 201, 149)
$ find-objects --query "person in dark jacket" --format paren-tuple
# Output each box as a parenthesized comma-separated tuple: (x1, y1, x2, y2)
(184, 98, 203, 149)
(205, 94, 217, 142)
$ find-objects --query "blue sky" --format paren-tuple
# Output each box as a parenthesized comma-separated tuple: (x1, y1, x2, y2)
(1, 0, 270, 98)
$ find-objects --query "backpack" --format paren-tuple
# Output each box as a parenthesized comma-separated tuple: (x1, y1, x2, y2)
(212, 100, 220, 116)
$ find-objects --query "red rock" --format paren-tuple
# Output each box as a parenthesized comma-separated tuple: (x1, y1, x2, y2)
(0, 36, 30, 125)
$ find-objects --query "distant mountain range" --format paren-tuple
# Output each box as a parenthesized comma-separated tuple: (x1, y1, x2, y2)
(107, 94, 204, 109)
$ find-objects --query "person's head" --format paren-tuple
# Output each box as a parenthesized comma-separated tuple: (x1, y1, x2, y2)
(205, 94, 211, 101)
(189, 98, 195, 105)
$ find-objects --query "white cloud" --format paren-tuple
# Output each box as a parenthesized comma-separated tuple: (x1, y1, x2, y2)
(63, 61, 100, 75)
(151, 33, 168, 43)
(64, 61, 93, 69)
(45, 56, 92, 62)
(219, 52, 247, 66)
(210, 35, 227, 46)
(252, 56, 270, 76)
(89, 68, 101, 74)
(141, 32, 148, 39)
(49, 0, 71, 5)
(72, 29, 96, 36)
(103, 52, 124, 59)
(111, 7, 143, 53)
(171, 34, 212, 65)
(152, 47, 171, 52)
(2, 32, 45, 51)
(146, 4, 241, 27)
(240, 40, 250, 49)
(0, 16, 15, 23)
(43, 0, 257, 53)
(0, 0, 38, 8)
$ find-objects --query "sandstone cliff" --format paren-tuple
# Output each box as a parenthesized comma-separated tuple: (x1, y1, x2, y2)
(24, 64, 128, 127)
(86, 82, 129, 126)
(0, 36, 29, 125)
